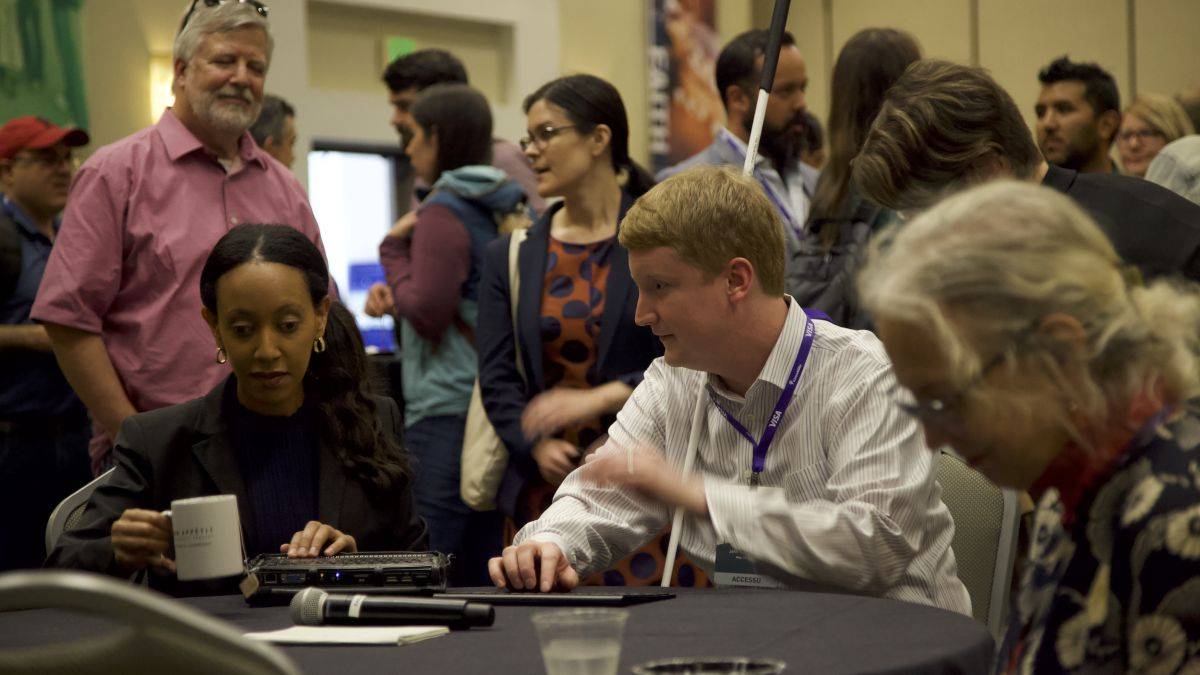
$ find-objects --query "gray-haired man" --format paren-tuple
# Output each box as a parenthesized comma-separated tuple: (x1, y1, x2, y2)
(33, 0, 330, 472)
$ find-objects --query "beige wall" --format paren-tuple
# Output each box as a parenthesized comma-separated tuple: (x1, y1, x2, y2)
(743, 0, 1199, 141)
(1136, 0, 1200, 98)
(78, 0, 558, 191)
(79, 0, 182, 154)
(979, 0, 1130, 131)
(558, 1, 648, 163)
(76, 0, 1200, 175)
(306, 2, 511, 107)
(557, 0, 757, 166)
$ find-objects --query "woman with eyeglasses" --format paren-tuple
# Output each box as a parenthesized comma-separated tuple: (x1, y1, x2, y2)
(476, 75, 697, 586)
(859, 180, 1200, 674)
(1117, 93, 1195, 178)
(376, 83, 525, 586)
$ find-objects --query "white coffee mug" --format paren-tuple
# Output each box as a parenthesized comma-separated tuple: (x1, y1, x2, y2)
(163, 495, 245, 581)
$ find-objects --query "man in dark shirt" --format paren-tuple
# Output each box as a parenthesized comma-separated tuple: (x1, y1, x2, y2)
(852, 59, 1200, 280)
(0, 116, 93, 570)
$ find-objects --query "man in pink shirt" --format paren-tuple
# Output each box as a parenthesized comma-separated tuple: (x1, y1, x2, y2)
(32, 2, 328, 473)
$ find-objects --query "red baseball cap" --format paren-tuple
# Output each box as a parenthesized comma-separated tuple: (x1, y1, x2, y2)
(0, 116, 90, 160)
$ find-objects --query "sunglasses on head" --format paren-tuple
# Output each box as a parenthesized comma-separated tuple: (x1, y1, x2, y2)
(179, 0, 269, 34)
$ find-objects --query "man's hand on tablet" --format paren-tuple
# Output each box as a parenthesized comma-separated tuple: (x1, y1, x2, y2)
(489, 540, 579, 592)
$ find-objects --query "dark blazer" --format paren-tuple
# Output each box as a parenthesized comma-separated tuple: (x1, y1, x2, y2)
(1042, 162, 1200, 280)
(46, 379, 428, 596)
(476, 194, 662, 498)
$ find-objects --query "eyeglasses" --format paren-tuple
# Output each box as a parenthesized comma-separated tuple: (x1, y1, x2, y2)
(9, 148, 77, 170)
(892, 324, 1039, 433)
(179, 0, 269, 34)
(1117, 128, 1164, 144)
(519, 124, 579, 152)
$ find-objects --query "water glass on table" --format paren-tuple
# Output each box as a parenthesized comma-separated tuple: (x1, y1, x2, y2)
(631, 658, 786, 674)
(532, 608, 629, 675)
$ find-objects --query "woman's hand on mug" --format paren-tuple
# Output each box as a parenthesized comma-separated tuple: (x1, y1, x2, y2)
(111, 508, 176, 575)
(281, 521, 357, 558)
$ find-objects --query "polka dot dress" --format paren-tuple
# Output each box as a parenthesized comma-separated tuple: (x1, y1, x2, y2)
(507, 235, 710, 588)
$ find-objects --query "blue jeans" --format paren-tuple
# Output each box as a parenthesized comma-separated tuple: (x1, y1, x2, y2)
(0, 418, 92, 570)
(405, 414, 502, 586)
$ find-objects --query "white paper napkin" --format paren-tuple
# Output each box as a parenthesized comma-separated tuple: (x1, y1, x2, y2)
(244, 625, 449, 645)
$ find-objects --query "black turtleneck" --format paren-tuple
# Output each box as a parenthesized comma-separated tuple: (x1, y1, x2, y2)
(223, 378, 319, 556)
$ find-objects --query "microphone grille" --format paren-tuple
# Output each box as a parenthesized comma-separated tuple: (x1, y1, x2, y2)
(290, 587, 327, 625)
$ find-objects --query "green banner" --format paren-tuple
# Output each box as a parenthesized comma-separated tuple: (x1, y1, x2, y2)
(0, 0, 88, 128)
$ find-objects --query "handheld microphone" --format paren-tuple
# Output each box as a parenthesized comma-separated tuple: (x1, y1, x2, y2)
(290, 587, 494, 629)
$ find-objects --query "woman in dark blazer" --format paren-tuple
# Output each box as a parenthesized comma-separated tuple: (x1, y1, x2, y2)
(47, 224, 427, 596)
(476, 74, 662, 527)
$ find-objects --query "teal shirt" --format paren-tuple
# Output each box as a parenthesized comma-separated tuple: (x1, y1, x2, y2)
(400, 298, 477, 427)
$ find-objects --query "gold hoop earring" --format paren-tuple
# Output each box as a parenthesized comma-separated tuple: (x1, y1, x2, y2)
(313, 336, 326, 354)
(215, 347, 227, 364)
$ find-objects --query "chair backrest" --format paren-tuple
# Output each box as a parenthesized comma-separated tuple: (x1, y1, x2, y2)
(935, 450, 1020, 641)
(45, 468, 114, 557)
(0, 570, 299, 675)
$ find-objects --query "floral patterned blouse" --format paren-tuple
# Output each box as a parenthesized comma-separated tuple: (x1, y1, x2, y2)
(1000, 403, 1200, 674)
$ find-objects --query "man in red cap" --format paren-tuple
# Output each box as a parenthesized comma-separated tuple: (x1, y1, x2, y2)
(0, 115, 93, 571)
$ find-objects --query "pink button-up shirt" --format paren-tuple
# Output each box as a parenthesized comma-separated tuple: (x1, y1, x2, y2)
(32, 111, 329, 468)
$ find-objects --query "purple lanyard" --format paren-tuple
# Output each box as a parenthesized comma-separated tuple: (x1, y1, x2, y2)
(707, 310, 822, 486)
(721, 135, 804, 242)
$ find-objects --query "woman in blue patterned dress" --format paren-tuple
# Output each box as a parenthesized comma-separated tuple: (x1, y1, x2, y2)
(859, 180, 1200, 674)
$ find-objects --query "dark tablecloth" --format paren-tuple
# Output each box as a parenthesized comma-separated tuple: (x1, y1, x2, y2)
(0, 586, 994, 674)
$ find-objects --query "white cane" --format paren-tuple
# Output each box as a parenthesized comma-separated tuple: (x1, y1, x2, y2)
(661, 0, 794, 588)
(742, 0, 794, 178)
(660, 385, 707, 587)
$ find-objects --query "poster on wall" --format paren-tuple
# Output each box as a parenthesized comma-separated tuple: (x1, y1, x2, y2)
(0, 0, 88, 128)
(648, 0, 725, 173)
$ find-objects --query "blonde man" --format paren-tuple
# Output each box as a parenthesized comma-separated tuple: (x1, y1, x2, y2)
(488, 166, 970, 614)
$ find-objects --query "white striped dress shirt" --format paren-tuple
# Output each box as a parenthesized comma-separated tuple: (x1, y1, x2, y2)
(516, 299, 971, 615)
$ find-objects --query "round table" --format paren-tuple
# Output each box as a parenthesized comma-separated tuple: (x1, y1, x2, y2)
(0, 586, 994, 674)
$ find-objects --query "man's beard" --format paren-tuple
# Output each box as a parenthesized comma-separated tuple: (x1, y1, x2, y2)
(743, 110, 805, 170)
(192, 85, 261, 135)
(1041, 121, 1105, 171)
(1057, 137, 1103, 171)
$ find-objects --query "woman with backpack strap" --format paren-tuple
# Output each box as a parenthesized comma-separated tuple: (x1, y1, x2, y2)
(377, 83, 524, 586)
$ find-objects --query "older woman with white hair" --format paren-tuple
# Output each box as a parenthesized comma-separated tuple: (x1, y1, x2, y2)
(858, 181, 1200, 674)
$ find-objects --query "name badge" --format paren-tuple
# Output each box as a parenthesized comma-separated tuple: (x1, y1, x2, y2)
(713, 543, 783, 589)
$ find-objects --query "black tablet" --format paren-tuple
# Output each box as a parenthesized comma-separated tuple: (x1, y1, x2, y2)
(435, 587, 675, 607)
